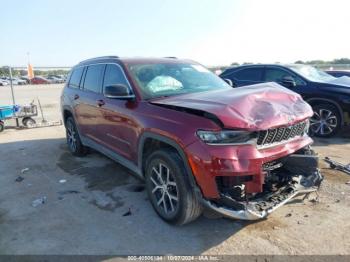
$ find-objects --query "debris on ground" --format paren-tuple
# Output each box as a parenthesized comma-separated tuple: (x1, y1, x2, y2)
(285, 213, 292, 217)
(59, 179, 67, 184)
(122, 208, 132, 217)
(15, 176, 24, 182)
(346, 181, 350, 185)
(31, 197, 47, 207)
(324, 157, 350, 175)
(21, 168, 30, 174)
(335, 199, 340, 203)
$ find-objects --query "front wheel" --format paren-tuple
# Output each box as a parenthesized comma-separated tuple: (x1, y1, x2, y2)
(145, 149, 202, 225)
(310, 104, 341, 137)
(0, 121, 4, 132)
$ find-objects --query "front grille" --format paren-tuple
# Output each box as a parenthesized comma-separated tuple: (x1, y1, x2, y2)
(257, 121, 307, 148)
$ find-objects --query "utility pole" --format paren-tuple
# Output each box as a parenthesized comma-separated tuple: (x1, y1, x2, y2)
(9, 66, 15, 104)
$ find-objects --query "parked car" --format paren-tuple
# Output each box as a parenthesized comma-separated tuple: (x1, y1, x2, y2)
(19, 77, 30, 84)
(9, 77, 27, 85)
(0, 79, 9, 86)
(220, 64, 350, 137)
(61, 56, 322, 225)
(31, 76, 50, 84)
(325, 70, 350, 78)
(47, 76, 65, 83)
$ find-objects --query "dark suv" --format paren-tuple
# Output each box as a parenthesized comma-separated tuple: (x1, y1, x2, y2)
(220, 64, 350, 137)
(61, 56, 322, 225)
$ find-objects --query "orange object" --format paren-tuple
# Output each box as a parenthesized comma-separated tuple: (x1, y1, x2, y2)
(27, 64, 34, 79)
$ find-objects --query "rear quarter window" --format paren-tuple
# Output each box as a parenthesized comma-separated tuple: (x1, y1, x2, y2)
(69, 67, 84, 88)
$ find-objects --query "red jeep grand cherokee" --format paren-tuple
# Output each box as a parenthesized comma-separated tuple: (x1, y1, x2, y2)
(61, 56, 323, 225)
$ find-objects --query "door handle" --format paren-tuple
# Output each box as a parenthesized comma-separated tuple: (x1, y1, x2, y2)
(74, 94, 79, 100)
(97, 99, 105, 107)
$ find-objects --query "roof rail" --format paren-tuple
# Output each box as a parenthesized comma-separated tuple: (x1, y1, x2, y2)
(79, 56, 119, 64)
(164, 56, 177, 59)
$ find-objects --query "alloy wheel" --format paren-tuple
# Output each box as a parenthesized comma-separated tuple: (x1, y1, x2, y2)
(149, 162, 179, 216)
(67, 121, 77, 152)
(310, 108, 338, 136)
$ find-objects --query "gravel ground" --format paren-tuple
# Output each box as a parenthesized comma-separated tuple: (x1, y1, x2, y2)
(0, 84, 349, 255)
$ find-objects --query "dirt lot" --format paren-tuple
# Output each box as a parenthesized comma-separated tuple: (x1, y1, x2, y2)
(0, 84, 349, 255)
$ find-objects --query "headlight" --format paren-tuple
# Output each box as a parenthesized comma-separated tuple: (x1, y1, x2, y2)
(197, 130, 256, 144)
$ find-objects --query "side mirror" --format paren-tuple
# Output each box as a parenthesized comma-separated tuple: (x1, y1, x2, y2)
(223, 78, 235, 87)
(281, 76, 296, 87)
(104, 84, 135, 100)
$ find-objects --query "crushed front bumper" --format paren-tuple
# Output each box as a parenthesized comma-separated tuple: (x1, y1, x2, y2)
(202, 153, 323, 220)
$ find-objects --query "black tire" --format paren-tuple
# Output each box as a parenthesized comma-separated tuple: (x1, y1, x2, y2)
(22, 117, 36, 127)
(0, 122, 4, 132)
(65, 117, 87, 156)
(310, 103, 341, 138)
(145, 149, 202, 225)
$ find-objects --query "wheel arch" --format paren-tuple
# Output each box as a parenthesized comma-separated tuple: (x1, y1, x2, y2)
(138, 132, 200, 193)
(62, 106, 74, 126)
(306, 98, 344, 126)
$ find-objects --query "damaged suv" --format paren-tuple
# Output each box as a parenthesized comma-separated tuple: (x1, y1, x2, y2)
(61, 56, 323, 225)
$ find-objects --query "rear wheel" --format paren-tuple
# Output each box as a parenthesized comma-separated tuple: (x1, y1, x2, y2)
(65, 117, 87, 156)
(310, 103, 341, 137)
(0, 121, 4, 132)
(145, 149, 202, 225)
(22, 117, 36, 127)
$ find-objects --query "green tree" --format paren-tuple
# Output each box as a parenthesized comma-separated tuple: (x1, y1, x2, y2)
(332, 58, 350, 64)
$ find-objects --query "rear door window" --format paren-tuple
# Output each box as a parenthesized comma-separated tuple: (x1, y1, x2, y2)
(69, 67, 84, 88)
(83, 64, 105, 93)
(233, 68, 263, 81)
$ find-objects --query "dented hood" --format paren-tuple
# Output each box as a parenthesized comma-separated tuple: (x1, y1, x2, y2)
(150, 82, 313, 130)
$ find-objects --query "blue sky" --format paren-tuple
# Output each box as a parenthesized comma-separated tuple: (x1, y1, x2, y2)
(1, 0, 350, 67)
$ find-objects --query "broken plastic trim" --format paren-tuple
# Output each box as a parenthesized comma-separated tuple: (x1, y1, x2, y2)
(203, 152, 323, 220)
(202, 184, 318, 220)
